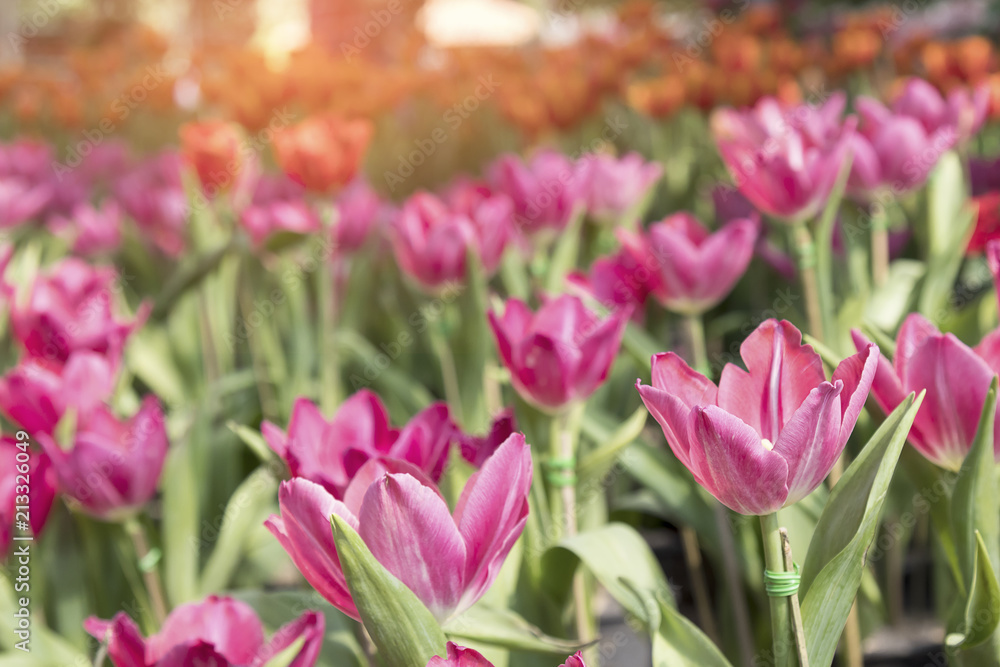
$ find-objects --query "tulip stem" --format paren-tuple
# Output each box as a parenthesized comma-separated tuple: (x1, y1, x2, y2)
(684, 313, 710, 376)
(792, 224, 825, 343)
(760, 513, 792, 667)
(429, 319, 465, 428)
(319, 206, 341, 413)
(679, 526, 720, 644)
(871, 205, 889, 288)
(125, 518, 168, 626)
(714, 503, 755, 667)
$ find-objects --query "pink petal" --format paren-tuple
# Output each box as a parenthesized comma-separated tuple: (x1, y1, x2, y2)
(831, 343, 879, 446)
(148, 596, 264, 665)
(84, 613, 146, 667)
(251, 610, 325, 667)
(688, 406, 789, 515)
(454, 433, 532, 610)
(574, 309, 629, 399)
(427, 642, 495, 666)
(358, 473, 467, 620)
(772, 382, 844, 505)
(342, 457, 444, 518)
(894, 313, 940, 388)
(560, 652, 588, 667)
(650, 352, 719, 407)
(637, 381, 700, 478)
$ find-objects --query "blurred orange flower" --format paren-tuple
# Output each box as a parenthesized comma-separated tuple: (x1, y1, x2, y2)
(273, 114, 374, 193)
(179, 120, 246, 193)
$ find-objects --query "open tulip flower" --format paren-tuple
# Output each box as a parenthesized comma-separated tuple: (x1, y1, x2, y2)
(6, 258, 147, 366)
(266, 432, 532, 622)
(489, 294, 630, 412)
(428, 642, 585, 667)
(638, 319, 878, 515)
(38, 396, 169, 520)
(574, 151, 662, 223)
(333, 177, 385, 254)
(853, 313, 1000, 471)
(179, 120, 245, 195)
(85, 595, 325, 667)
(239, 174, 322, 247)
(891, 77, 989, 147)
(487, 150, 584, 235)
(263, 390, 456, 500)
(273, 114, 373, 193)
(566, 249, 655, 319)
(618, 212, 759, 315)
(392, 187, 512, 289)
(711, 94, 855, 223)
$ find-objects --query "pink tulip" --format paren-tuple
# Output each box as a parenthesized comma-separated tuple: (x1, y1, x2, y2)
(488, 295, 630, 411)
(428, 642, 586, 666)
(458, 408, 516, 468)
(853, 313, 1000, 471)
(334, 177, 385, 253)
(618, 212, 758, 315)
(487, 150, 584, 235)
(392, 188, 512, 289)
(262, 391, 455, 499)
(1, 437, 56, 556)
(239, 174, 322, 247)
(574, 152, 662, 223)
(0, 352, 116, 436)
(638, 319, 877, 514)
(114, 151, 187, 256)
(48, 200, 123, 256)
(0, 140, 55, 228)
(266, 432, 531, 622)
(38, 396, 169, 520)
(84, 595, 324, 667)
(711, 94, 855, 223)
(566, 250, 654, 320)
(892, 78, 989, 146)
(6, 259, 147, 366)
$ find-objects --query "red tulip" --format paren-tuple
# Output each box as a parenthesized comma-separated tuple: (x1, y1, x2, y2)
(639, 320, 877, 514)
(489, 295, 630, 411)
(85, 595, 324, 667)
(274, 115, 373, 193)
(179, 121, 246, 195)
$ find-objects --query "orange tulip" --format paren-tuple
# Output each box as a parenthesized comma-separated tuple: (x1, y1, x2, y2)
(273, 114, 374, 193)
(179, 120, 246, 194)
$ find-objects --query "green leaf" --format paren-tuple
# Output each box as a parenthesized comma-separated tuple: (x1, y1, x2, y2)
(227, 420, 276, 464)
(951, 377, 999, 597)
(451, 250, 490, 431)
(815, 151, 853, 343)
(0, 572, 89, 664)
(444, 604, 586, 654)
(330, 514, 447, 667)
(947, 531, 1000, 650)
(578, 406, 647, 489)
(126, 328, 188, 407)
(198, 466, 279, 595)
(800, 391, 924, 667)
(151, 239, 235, 319)
(650, 586, 732, 667)
(543, 523, 670, 626)
(544, 206, 585, 294)
(864, 259, 925, 334)
(161, 433, 202, 607)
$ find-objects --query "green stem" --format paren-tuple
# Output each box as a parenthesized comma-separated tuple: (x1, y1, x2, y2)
(124, 518, 168, 626)
(318, 209, 341, 412)
(761, 513, 791, 667)
(792, 224, 825, 344)
(871, 205, 889, 288)
(428, 320, 465, 428)
(684, 313, 709, 376)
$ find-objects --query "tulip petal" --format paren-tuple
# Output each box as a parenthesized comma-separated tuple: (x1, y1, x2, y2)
(84, 613, 146, 667)
(342, 457, 443, 518)
(650, 352, 718, 408)
(512, 333, 580, 409)
(156, 641, 229, 667)
(148, 596, 264, 665)
(265, 478, 360, 620)
(358, 473, 467, 620)
(251, 610, 325, 667)
(689, 406, 789, 515)
(389, 402, 455, 481)
(454, 433, 532, 610)
(428, 642, 494, 666)
(772, 382, 844, 505)
(575, 309, 629, 398)
(895, 313, 941, 389)
(831, 343, 879, 446)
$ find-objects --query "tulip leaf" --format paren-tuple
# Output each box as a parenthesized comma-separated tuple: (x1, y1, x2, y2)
(622, 322, 663, 370)
(198, 465, 279, 595)
(443, 604, 587, 654)
(577, 406, 647, 489)
(451, 250, 490, 431)
(543, 523, 671, 627)
(330, 514, 447, 667)
(126, 328, 189, 407)
(947, 531, 1000, 650)
(161, 432, 202, 607)
(799, 391, 924, 667)
(0, 571, 89, 664)
(643, 583, 732, 667)
(950, 377, 999, 598)
(151, 239, 235, 319)
(919, 151, 975, 318)
(815, 151, 852, 343)
(227, 420, 276, 464)
(544, 206, 585, 294)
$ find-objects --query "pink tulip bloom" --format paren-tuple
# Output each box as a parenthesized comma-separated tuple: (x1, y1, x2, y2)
(892, 78, 989, 146)
(566, 250, 654, 320)
(239, 174, 322, 247)
(392, 188, 512, 289)
(489, 295, 630, 411)
(6, 259, 147, 366)
(458, 408, 516, 468)
(114, 151, 188, 256)
(48, 200, 123, 256)
(711, 94, 855, 223)
(1, 437, 56, 556)
(574, 152, 662, 223)
(38, 396, 169, 520)
(0, 352, 116, 436)
(638, 319, 877, 515)
(428, 642, 586, 666)
(0, 177, 52, 228)
(618, 212, 758, 315)
(487, 150, 584, 235)
(334, 177, 385, 253)
(266, 432, 532, 622)
(84, 595, 324, 667)
(853, 313, 1000, 471)
(262, 391, 455, 499)
(0, 140, 55, 228)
